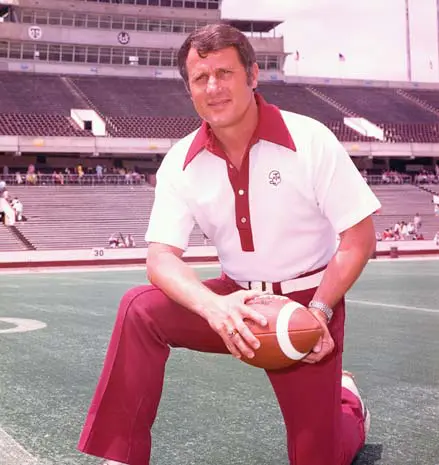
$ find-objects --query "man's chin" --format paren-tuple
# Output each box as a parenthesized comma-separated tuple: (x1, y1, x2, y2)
(205, 115, 235, 129)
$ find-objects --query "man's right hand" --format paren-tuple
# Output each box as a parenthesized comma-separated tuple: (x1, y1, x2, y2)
(204, 290, 268, 360)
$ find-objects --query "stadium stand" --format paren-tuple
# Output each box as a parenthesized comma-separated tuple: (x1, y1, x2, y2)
(0, 114, 92, 137)
(312, 85, 439, 123)
(404, 89, 439, 113)
(1, 184, 436, 252)
(0, 0, 438, 255)
(0, 73, 88, 114)
(0, 72, 92, 137)
(3, 72, 439, 142)
(5, 185, 211, 251)
(107, 116, 200, 138)
(371, 184, 438, 239)
(0, 224, 28, 251)
(71, 76, 197, 118)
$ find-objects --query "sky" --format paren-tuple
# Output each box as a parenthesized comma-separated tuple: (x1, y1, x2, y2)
(221, 0, 439, 83)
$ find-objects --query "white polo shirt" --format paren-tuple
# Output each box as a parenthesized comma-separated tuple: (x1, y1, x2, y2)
(145, 94, 381, 282)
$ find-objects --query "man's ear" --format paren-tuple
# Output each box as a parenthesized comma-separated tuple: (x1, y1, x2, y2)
(250, 62, 259, 89)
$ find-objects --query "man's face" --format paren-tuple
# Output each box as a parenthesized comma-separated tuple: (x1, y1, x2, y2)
(186, 46, 258, 129)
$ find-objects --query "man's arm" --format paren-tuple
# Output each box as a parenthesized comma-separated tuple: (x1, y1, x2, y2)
(303, 215, 376, 364)
(146, 243, 267, 359)
(146, 242, 221, 318)
(311, 215, 376, 311)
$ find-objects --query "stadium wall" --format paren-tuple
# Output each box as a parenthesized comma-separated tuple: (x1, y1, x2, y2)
(0, 135, 177, 155)
(2, 135, 439, 158)
(0, 242, 438, 270)
(16, 0, 221, 20)
(3, 60, 284, 81)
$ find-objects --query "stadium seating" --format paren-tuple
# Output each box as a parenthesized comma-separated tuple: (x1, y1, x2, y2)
(108, 116, 200, 138)
(1, 184, 436, 252)
(371, 184, 438, 239)
(0, 114, 92, 137)
(0, 72, 91, 137)
(71, 76, 197, 117)
(0, 225, 28, 252)
(3, 72, 439, 141)
(257, 82, 345, 121)
(6, 185, 211, 251)
(405, 89, 439, 112)
(312, 85, 439, 123)
(0, 72, 87, 114)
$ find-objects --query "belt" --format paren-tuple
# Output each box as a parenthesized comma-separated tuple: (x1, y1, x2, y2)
(235, 268, 325, 294)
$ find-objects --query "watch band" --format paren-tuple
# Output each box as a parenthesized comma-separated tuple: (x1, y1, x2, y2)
(309, 300, 334, 323)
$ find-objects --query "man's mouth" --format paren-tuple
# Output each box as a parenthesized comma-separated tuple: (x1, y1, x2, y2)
(207, 99, 231, 107)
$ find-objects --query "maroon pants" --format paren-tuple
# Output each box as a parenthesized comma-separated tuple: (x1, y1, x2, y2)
(78, 275, 366, 465)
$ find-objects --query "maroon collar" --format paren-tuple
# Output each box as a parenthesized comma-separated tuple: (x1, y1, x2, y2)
(183, 93, 296, 170)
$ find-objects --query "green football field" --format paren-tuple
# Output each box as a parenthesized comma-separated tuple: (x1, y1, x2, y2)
(1, 259, 439, 465)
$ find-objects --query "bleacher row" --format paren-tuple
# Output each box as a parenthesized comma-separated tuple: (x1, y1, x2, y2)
(1, 184, 437, 252)
(3, 72, 439, 142)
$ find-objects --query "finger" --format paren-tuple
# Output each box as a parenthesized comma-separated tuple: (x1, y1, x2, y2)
(222, 318, 256, 359)
(312, 337, 323, 354)
(229, 331, 255, 359)
(303, 339, 335, 363)
(238, 289, 269, 302)
(221, 330, 242, 359)
(240, 304, 268, 327)
(302, 351, 324, 364)
(232, 315, 261, 351)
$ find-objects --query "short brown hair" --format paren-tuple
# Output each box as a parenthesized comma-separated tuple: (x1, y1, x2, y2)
(177, 23, 256, 86)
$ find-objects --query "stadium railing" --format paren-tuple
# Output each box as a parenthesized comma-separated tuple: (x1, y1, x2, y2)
(0, 174, 147, 186)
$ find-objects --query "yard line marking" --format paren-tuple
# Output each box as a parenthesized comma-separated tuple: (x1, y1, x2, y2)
(347, 299, 439, 314)
(0, 318, 47, 334)
(0, 427, 39, 465)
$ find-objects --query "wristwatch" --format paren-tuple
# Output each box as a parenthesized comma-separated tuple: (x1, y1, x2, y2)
(309, 300, 333, 323)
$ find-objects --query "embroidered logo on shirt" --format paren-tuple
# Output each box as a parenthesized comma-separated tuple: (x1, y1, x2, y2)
(269, 170, 281, 186)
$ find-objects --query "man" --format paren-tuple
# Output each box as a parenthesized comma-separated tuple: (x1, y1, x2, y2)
(78, 24, 380, 465)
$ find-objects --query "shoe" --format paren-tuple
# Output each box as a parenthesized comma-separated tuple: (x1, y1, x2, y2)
(101, 460, 128, 465)
(341, 370, 371, 440)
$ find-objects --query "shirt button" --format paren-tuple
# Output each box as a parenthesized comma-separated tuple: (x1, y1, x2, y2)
(229, 163, 234, 169)
(238, 189, 245, 195)
(240, 217, 247, 223)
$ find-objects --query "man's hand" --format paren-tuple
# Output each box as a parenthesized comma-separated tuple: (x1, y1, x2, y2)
(302, 308, 335, 364)
(205, 290, 268, 360)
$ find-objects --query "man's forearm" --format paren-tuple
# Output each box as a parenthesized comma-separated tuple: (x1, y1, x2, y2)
(312, 217, 376, 310)
(147, 251, 219, 319)
(311, 244, 373, 310)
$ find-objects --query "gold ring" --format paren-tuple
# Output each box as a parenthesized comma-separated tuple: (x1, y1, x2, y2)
(228, 329, 239, 337)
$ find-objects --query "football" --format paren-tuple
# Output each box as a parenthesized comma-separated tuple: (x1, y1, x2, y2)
(241, 294, 323, 370)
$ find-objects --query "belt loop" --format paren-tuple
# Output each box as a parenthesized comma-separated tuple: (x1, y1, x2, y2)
(273, 282, 282, 295)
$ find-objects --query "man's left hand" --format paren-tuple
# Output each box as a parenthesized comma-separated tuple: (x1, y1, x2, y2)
(301, 308, 335, 364)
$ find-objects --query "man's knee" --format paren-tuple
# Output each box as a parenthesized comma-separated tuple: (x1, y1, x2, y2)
(118, 285, 170, 325)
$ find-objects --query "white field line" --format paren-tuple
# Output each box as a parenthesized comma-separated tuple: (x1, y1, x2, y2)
(346, 299, 439, 314)
(0, 427, 38, 465)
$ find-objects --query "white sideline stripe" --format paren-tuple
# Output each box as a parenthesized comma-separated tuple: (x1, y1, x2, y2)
(276, 301, 309, 360)
(0, 427, 39, 465)
(347, 299, 439, 314)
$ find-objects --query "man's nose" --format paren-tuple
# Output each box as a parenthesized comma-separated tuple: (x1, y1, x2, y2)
(206, 75, 219, 93)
